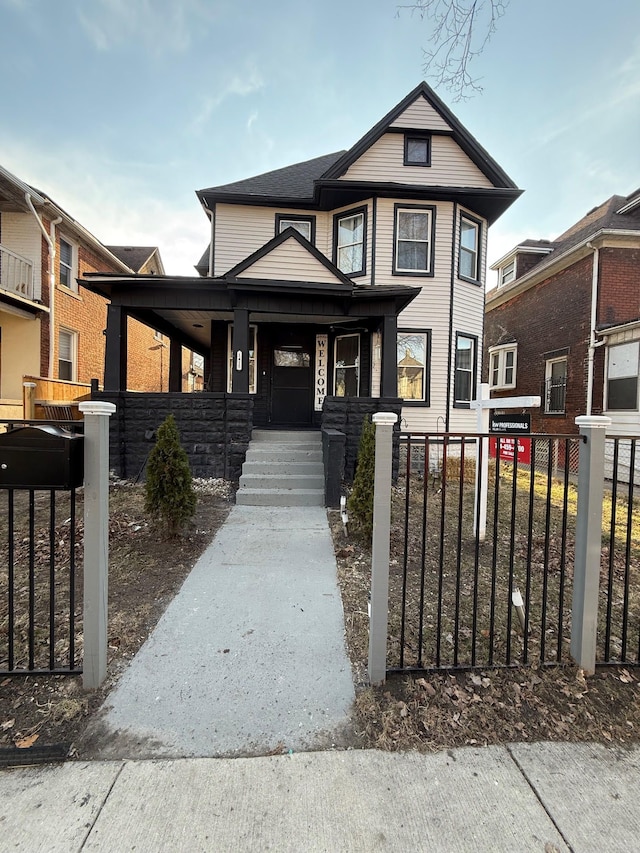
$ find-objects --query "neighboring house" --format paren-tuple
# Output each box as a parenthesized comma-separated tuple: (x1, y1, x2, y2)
(484, 189, 640, 442)
(0, 164, 174, 418)
(85, 82, 520, 479)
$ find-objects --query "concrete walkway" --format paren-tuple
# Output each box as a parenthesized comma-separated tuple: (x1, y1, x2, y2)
(3, 742, 640, 851)
(81, 506, 355, 758)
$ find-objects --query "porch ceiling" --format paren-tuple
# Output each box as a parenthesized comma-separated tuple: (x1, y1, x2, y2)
(146, 309, 388, 351)
(84, 273, 420, 353)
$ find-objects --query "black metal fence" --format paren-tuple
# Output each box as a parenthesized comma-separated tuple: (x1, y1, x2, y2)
(388, 432, 584, 673)
(0, 419, 83, 676)
(598, 436, 640, 666)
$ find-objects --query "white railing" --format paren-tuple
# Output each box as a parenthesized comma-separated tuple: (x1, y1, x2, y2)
(0, 244, 34, 300)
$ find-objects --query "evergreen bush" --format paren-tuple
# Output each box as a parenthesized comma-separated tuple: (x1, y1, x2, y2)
(144, 414, 197, 538)
(347, 414, 376, 540)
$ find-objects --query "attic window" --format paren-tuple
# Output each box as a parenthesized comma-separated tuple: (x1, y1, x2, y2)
(499, 259, 515, 287)
(276, 214, 315, 244)
(404, 134, 431, 166)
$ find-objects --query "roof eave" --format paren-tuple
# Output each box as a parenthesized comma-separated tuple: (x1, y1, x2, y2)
(486, 228, 640, 309)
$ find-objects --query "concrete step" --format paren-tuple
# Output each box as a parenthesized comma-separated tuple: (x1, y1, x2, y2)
(245, 448, 322, 464)
(239, 472, 325, 491)
(236, 487, 325, 507)
(238, 430, 325, 507)
(241, 460, 323, 476)
(250, 429, 321, 444)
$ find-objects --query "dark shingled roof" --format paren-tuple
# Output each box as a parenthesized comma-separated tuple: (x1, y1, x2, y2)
(106, 246, 158, 272)
(552, 195, 640, 252)
(199, 151, 346, 200)
(501, 193, 640, 270)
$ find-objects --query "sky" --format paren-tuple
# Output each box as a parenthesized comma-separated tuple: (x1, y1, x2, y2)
(0, 0, 638, 286)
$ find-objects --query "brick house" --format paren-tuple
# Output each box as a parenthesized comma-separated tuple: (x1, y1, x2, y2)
(0, 164, 175, 418)
(484, 190, 640, 441)
(85, 82, 520, 482)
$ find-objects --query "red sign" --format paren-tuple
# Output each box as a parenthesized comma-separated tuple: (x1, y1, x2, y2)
(489, 436, 532, 465)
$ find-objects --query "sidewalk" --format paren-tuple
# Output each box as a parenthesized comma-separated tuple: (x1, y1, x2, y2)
(80, 506, 355, 759)
(3, 505, 640, 851)
(2, 742, 640, 851)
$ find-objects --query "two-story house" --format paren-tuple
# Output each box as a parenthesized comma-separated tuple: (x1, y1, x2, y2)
(485, 190, 640, 443)
(0, 164, 174, 418)
(85, 82, 520, 481)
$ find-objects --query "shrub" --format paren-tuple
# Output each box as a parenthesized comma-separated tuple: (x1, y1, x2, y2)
(144, 414, 197, 538)
(347, 415, 376, 540)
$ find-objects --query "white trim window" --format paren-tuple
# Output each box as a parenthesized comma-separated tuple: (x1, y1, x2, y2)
(58, 328, 77, 381)
(394, 207, 433, 273)
(459, 216, 480, 282)
(334, 334, 360, 397)
(227, 325, 257, 393)
(498, 259, 515, 287)
(489, 344, 517, 390)
(336, 211, 365, 275)
(545, 357, 567, 414)
(606, 341, 639, 411)
(59, 237, 77, 291)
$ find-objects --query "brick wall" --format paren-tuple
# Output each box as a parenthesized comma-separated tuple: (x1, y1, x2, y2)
(484, 255, 595, 433)
(598, 247, 640, 327)
(36, 217, 178, 392)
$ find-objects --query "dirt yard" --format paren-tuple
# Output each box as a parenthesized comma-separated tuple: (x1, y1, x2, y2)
(0, 481, 232, 760)
(1, 478, 639, 763)
(330, 508, 640, 753)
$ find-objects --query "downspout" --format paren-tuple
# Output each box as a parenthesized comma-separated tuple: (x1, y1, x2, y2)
(25, 193, 62, 378)
(207, 204, 215, 277)
(585, 241, 605, 416)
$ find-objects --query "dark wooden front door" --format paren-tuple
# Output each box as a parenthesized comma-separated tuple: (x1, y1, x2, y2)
(270, 332, 314, 426)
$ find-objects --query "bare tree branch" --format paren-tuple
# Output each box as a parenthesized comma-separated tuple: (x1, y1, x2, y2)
(397, 0, 509, 100)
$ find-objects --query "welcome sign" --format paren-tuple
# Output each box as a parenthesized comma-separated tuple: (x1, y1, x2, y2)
(315, 334, 328, 411)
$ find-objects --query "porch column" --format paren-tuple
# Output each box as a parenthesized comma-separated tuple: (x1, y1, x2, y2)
(380, 314, 397, 398)
(104, 304, 127, 392)
(169, 338, 182, 392)
(231, 308, 249, 393)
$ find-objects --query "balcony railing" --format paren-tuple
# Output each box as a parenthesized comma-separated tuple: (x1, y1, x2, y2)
(0, 244, 34, 301)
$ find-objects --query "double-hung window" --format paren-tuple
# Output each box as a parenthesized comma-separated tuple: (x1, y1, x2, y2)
(59, 238, 76, 291)
(394, 206, 434, 275)
(335, 208, 366, 276)
(499, 259, 515, 287)
(459, 215, 480, 282)
(607, 341, 639, 410)
(58, 329, 77, 381)
(397, 330, 430, 403)
(489, 344, 517, 390)
(545, 357, 567, 413)
(454, 334, 477, 406)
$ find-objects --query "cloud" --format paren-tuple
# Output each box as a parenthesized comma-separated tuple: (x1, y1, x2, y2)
(189, 67, 264, 133)
(0, 135, 209, 275)
(77, 0, 218, 55)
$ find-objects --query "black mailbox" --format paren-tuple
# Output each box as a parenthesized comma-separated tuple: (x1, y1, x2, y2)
(0, 425, 84, 489)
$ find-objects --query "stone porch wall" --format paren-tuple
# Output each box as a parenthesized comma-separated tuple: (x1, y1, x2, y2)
(93, 391, 253, 482)
(321, 396, 403, 482)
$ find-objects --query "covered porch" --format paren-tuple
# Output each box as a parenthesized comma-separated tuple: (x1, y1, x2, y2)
(85, 272, 418, 481)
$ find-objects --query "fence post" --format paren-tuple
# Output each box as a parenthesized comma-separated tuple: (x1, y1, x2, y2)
(23, 382, 36, 419)
(79, 401, 116, 689)
(570, 414, 611, 675)
(368, 412, 398, 685)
